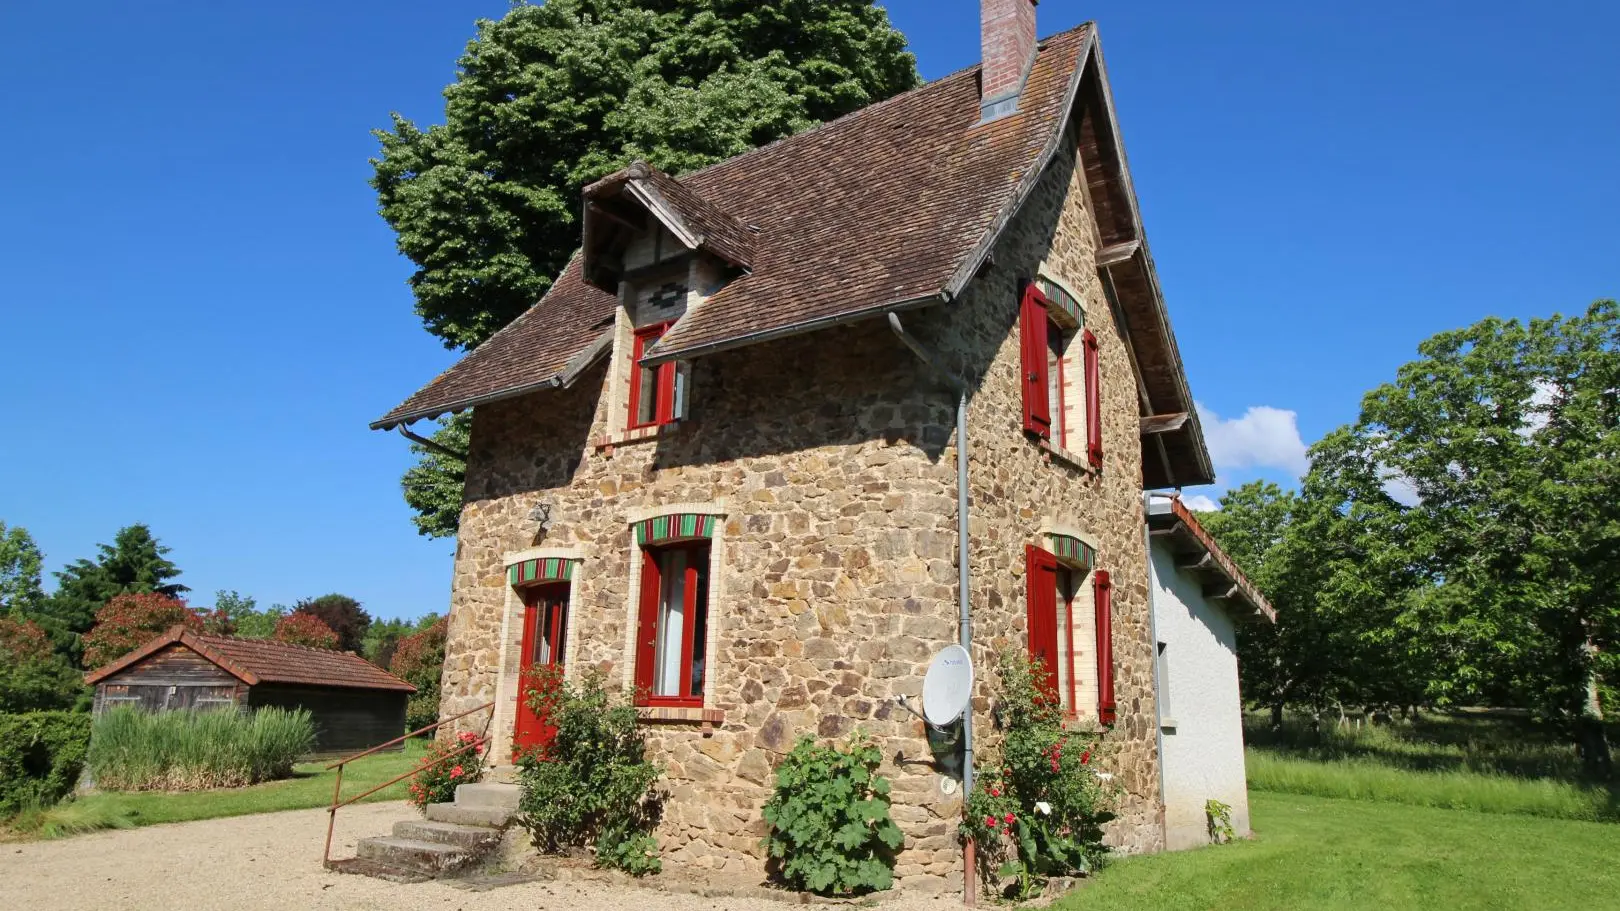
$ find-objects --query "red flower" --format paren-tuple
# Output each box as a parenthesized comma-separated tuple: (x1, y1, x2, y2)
(450, 766, 464, 779)
(984, 815, 997, 827)
(1080, 751, 1091, 765)
(1004, 812, 1015, 824)
(989, 787, 1001, 798)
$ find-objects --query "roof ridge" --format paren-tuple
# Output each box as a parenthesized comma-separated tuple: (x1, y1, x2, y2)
(676, 21, 1093, 187)
(200, 631, 371, 661)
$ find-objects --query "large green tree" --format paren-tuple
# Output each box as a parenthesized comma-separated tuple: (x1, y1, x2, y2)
(0, 521, 46, 617)
(291, 594, 371, 653)
(40, 524, 187, 664)
(1338, 301, 1620, 777)
(373, 0, 918, 538)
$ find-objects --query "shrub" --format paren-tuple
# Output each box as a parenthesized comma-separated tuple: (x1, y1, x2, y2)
(407, 731, 485, 809)
(391, 617, 446, 732)
(0, 617, 89, 712)
(272, 612, 339, 650)
(762, 733, 903, 895)
(515, 666, 664, 875)
(88, 706, 315, 791)
(290, 594, 370, 653)
(81, 593, 202, 670)
(0, 712, 92, 815)
(0, 617, 53, 664)
(962, 651, 1116, 900)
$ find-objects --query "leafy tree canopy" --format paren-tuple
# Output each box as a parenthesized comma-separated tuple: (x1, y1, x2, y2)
(0, 521, 46, 618)
(274, 612, 341, 650)
(291, 594, 371, 653)
(375, 0, 918, 538)
(81, 593, 200, 671)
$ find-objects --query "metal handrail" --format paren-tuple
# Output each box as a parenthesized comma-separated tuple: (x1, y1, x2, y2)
(322, 700, 496, 867)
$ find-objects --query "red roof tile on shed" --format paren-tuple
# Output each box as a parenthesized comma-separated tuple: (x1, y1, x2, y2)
(85, 627, 416, 693)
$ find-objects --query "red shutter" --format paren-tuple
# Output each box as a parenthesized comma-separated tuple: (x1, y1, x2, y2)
(1094, 569, 1115, 724)
(1019, 282, 1051, 438)
(633, 550, 662, 702)
(1083, 328, 1101, 468)
(1025, 546, 1061, 701)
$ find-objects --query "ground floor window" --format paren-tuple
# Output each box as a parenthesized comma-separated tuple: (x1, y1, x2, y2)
(635, 542, 710, 706)
(1026, 544, 1113, 721)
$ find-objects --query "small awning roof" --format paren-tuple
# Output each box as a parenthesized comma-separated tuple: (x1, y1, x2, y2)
(1146, 497, 1276, 623)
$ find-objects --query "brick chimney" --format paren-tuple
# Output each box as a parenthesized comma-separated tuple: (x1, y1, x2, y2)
(980, 0, 1038, 122)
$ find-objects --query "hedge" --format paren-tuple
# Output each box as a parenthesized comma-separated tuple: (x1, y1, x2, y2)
(0, 712, 92, 815)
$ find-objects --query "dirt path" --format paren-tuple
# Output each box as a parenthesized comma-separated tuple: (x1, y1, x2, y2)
(2, 801, 954, 911)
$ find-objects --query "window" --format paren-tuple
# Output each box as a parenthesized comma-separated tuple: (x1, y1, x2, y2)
(634, 542, 710, 707)
(1020, 278, 1101, 467)
(627, 322, 684, 429)
(1026, 545, 1115, 722)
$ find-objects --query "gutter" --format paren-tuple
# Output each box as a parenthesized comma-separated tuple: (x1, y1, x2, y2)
(886, 312, 977, 906)
(396, 424, 467, 462)
(641, 293, 944, 367)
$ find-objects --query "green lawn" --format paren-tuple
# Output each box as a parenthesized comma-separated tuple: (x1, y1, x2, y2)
(1056, 791, 1620, 911)
(4, 740, 427, 839)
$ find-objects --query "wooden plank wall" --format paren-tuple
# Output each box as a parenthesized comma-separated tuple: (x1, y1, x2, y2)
(93, 643, 246, 714)
(247, 685, 408, 756)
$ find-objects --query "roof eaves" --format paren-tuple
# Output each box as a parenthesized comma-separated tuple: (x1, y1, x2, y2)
(1148, 497, 1276, 623)
(641, 292, 944, 366)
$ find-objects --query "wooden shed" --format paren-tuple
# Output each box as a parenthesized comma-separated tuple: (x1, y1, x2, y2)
(84, 626, 416, 757)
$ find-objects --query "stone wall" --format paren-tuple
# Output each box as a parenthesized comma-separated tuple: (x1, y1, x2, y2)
(436, 117, 1165, 890)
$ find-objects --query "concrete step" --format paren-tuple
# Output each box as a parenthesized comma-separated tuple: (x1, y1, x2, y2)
(356, 836, 478, 876)
(424, 803, 514, 828)
(326, 856, 432, 884)
(455, 782, 521, 810)
(392, 819, 503, 850)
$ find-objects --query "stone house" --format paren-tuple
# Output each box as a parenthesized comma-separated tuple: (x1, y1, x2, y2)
(374, 1, 1245, 894)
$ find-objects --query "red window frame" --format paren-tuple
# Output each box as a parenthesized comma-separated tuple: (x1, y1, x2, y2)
(1082, 328, 1102, 468)
(627, 322, 677, 430)
(1018, 281, 1053, 439)
(633, 541, 710, 708)
(1094, 569, 1116, 724)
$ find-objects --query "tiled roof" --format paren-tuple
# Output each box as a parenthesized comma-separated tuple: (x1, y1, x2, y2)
(372, 25, 1092, 430)
(85, 627, 417, 693)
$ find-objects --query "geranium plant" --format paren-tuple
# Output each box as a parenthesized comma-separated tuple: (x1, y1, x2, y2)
(961, 651, 1118, 900)
(408, 730, 485, 810)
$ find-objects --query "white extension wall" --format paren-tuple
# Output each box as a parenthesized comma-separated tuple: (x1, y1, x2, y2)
(1150, 540, 1252, 850)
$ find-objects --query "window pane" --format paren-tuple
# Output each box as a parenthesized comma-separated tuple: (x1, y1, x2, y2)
(1047, 321, 1066, 448)
(636, 362, 660, 425)
(689, 556, 709, 697)
(1055, 568, 1074, 713)
(670, 364, 686, 421)
(654, 549, 688, 696)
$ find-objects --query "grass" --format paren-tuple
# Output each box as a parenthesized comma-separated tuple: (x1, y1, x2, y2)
(2, 738, 429, 841)
(1055, 791, 1620, 911)
(88, 706, 316, 791)
(1243, 710, 1619, 823)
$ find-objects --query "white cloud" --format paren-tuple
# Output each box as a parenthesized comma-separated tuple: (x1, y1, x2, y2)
(1196, 402, 1311, 478)
(1181, 494, 1221, 512)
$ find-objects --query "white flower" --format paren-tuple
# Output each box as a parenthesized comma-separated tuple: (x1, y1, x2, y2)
(1035, 801, 1052, 816)
(1096, 773, 1115, 782)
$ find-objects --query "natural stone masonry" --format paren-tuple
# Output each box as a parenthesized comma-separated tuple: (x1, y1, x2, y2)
(435, 121, 1165, 890)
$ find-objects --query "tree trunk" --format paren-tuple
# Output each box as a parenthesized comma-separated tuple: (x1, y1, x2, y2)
(1577, 663, 1613, 780)
(1270, 701, 1284, 730)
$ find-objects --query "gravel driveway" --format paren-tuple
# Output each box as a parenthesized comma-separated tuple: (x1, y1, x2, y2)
(2, 801, 957, 911)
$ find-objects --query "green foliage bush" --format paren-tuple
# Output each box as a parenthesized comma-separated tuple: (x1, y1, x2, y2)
(88, 706, 314, 791)
(0, 712, 92, 815)
(515, 667, 664, 876)
(962, 652, 1116, 900)
(762, 733, 903, 896)
(391, 617, 446, 732)
(407, 730, 485, 810)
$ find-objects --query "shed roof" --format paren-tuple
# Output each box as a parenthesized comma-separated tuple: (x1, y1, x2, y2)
(1146, 497, 1276, 623)
(84, 627, 417, 693)
(373, 23, 1214, 489)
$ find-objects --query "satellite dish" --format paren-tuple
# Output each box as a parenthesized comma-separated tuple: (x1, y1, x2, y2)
(922, 645, 974, 726)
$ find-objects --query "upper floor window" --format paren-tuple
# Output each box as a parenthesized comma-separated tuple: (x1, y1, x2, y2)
(634, 541, 710, 707)
(1019, 279, 1101, 468)
(628, 321, 685, 429)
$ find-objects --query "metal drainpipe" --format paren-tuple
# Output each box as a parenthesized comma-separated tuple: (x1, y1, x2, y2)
(1142, 491, 1172, 843)
(887, 313, 975, 905)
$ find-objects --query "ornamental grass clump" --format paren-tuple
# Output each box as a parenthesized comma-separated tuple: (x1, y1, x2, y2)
(407, 731, 485, 809)
(515, 667, 664, 876)
(762, 733, 904, 896)
(962, 651, 1118, 900)
(88, 706, 314, 791)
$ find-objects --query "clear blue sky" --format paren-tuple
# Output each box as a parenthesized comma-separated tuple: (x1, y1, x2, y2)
(2, 1, 1615, 620)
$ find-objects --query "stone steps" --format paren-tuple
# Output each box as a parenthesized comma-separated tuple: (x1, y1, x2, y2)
(332, 781, 522, 882)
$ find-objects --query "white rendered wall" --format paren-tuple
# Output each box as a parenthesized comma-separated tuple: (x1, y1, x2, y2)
(1150, 541, 1252, 850)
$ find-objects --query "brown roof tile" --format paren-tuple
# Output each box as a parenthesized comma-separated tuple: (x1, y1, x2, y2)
(373, 26, 1091, 430)
(85, 627, 416, 693)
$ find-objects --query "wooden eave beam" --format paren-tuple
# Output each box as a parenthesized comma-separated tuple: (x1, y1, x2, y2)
(1204, 582, 1241, 601)
(1149, 521, 1185, 538)
(1177, 552, 1214, 572)
(1097, 239, 1141, 268)
(587, 200, 646, 231)
(1140, 412, 1190, 435)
